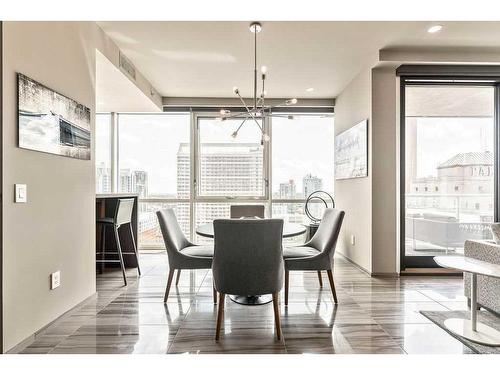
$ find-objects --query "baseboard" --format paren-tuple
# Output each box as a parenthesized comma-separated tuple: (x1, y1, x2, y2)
(371, 272, 399, 277)
(401, 268, 462, 276)
(6, 292, 97, 354)
(336, 253, 372, 276)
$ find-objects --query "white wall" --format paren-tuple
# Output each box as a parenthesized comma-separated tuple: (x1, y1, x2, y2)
(334, 66, 400, 275)
(1, 21, 159, 352)
(334, 68, 373, 273)
(371, 68, 399, 275)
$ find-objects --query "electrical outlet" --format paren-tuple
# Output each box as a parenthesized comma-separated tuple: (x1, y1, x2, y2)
(50, 271, 61, 290)
(350, 235, 356, 246)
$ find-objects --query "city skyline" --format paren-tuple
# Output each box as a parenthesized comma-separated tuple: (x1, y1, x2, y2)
(97, 160, 325, 199)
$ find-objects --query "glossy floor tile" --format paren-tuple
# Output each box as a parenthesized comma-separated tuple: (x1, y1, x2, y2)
(14, 252, 479, 354)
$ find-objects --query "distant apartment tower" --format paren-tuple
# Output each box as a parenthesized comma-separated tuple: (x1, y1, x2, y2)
(96, 162, 111, 193)
(279, 179, 296, 199)
(119, 168, 149, 198)
(177, 144, 190, 199)
(119, 169, 133, 193)
(303, 173, 323, 198)
(132, 170, 148, 198)
(177, 143, 263, 225)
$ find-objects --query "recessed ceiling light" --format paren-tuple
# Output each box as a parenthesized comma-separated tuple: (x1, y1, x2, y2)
(306, 87, 314, 92)
(427, 25, 443, 34)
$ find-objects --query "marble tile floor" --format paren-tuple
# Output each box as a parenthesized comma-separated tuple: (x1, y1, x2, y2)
(16, 253, 475, 354)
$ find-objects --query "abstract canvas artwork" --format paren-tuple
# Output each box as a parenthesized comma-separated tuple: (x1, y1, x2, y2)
(18, 73, 91, 160)
(335, 119, 368, 180)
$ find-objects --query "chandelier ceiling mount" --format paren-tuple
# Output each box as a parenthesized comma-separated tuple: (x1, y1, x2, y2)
(219, 22, 298, 144)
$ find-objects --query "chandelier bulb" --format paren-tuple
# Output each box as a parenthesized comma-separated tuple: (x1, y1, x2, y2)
(231, 131, 238, 139)
(262, 133, 270, 142)
(220, 109, 230, 116)
(233, 86, 239, 95)
(261, 65, 268, 74)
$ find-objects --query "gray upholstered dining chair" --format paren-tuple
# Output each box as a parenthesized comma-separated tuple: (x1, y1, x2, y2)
(212, 219, 284, 341)
(283, 208, 345, 305)
(156, 208, 216, 304)
(230, 205, 265, 219)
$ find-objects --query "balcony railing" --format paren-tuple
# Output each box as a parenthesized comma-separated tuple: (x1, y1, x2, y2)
(405, 193, 493, 255)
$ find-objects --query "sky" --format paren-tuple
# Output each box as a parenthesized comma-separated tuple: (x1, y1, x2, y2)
(413, 117, 493, 178)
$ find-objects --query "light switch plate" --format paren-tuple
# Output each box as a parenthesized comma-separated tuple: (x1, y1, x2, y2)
(15, 184, 27, 203)
(51, 271, 61, 290)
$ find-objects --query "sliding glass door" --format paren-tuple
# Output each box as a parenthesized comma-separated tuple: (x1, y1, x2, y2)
(401, 82, 497, 268)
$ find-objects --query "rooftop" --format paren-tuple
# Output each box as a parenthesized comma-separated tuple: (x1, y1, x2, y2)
(177, 142, 262, 155)
(438, 151, 493, 169)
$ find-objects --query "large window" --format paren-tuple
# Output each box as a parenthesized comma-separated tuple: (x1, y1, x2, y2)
(97, 111, 334, 250)
(402, 84, 495, 267)
(118, 113, 190, 248)
(118, 113, 190, 199)
(95, 113, 112, 194)
(271, 114, 334, 225)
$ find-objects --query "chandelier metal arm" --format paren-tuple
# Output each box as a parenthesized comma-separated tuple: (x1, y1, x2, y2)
(234, 118, 248, 134)
(234, 91, 263, 130)
(224, 22, 298, 142)
(254, 28, 258, 109)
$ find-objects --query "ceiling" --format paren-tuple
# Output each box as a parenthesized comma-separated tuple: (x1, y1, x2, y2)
(97, 21, 500, 99)
(96, 50, 160, 112)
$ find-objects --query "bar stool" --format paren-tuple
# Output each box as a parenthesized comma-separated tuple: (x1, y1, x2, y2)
(96, 198, 141, 285)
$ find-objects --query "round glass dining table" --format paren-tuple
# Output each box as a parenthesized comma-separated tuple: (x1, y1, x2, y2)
(195, 220, 307, 305)
(196, 221, 307, 239)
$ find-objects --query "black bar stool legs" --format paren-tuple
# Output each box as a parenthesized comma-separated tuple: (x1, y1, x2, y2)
(129, 222, 141, 276)
(113, 224, 128, 286)
(96, 198, 140, 286)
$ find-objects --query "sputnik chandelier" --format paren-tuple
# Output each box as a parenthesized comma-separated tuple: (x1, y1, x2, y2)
(219, 22, 298, 144)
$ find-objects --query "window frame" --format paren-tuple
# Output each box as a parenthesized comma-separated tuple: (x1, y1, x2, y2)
(193, 112, 270, 201)
(101, 109, 334, 250)
(269, 112, 335, 215)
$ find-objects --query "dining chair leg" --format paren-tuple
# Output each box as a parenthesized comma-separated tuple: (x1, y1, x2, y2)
(326, 270, 338, 304)
(129, 223, 141, 276)
(175, 269, 181, 286)
(164, 268, 175, 303)
(272, 293, 282, 341)
(114, 225, 127, 286)
(215, 293, 225, 341)
(212, 284, 217, 304)
(284, 270, 289, 306)
(317, 271, 323, 288)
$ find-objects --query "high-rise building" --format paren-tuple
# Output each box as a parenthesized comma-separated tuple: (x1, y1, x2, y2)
(132, 170, 148, 198)
(119, 168, 149, 198)
(303, 173, 323, 198)
(96, 162, 111, 193)
(177, 142, 263, 231)
(119, 169, 132, 193)
(176, 143, 190, 199)
(279, 179, 296, 199)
